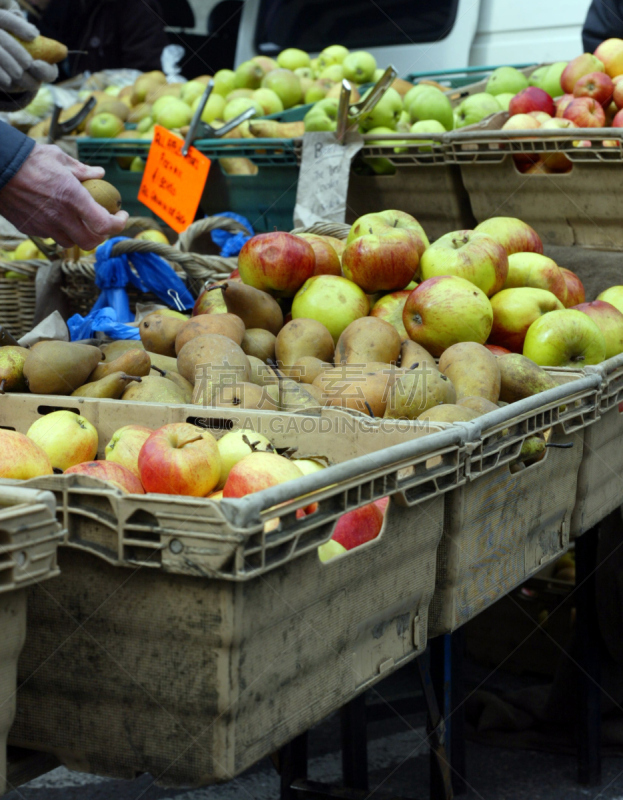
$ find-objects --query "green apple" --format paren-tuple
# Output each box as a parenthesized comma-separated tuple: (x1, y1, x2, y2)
(317, 45, 349, 70)
(223, 96, 262, 121)
(342, 51, 377, 83)
(304, 98, 339, 131)
(234, 60, 265, 89)
(104, 85, 121, 97)
(192, 91, 226, 123)
(226, 88, 254, 101)
(295, 67, 314, 81)
(261, 69, 303, 108)
(410, 119, 446, 151)
(359, 87, 403, 131)
(455, 92, 502, 127)
(181, 80, 206, 105)
(277, 47, 310, 70)
(318, 539, 347, 562)
(523, 308, 606, 366)
(305, 79, 334, 103)
(420, 230, 508, 297)
(539, 61, 567, 98)
(494, 92, 515, 111)
(407, 85, 453, 130)
(88, 112, 124, 137)
(319, 64, 344, 82)
(155, 98, 192, 129)
(486, 66, 529, 96)
(396, 109, 411, 131)
(213, 69, 237, 96)
(348, 210, 429, 249)
(404, 83, 433, 109)
(373, 68, 385, 82)
(252, 55, 278, 73)
(130, 156, 145, 172)
(597, 287, 623, 317)
(253, 87, 284, 115)
(136, 115, 154, 133)
(152, 95, 178, 117)
(529, 66, 549, 87)
(292, 274, 370, 342)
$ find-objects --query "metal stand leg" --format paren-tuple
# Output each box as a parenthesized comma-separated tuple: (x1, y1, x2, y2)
(420, 644, 454, 800)
(341, 693, 369, 791)
(575, 524, 602, 787)
(450, 631, 466, 796)
(279, 732, 308, 800)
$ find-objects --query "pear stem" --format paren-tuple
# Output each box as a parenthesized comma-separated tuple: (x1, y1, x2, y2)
(121, 374, 142, 383)
(150, 365, 166, 376)
(0, 379, 5, 394)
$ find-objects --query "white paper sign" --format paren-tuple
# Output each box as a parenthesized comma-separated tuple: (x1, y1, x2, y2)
(293, 131, 364, 228)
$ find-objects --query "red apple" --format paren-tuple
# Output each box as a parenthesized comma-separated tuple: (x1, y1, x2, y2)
(561, 53, 605, 93)
(331, 502, 384, 550)
(474, 217, 543, 256)
(539, 118, 576, 172)
(603, 45, 623, 79)
(573, 71, 614, 106)
(402, 275, 493, 357)
(223, 451, 303, 497)
(238, 232, 316, 297)
(374, 496, 390, 515)
(555, 94, 575, 117)
(419, 229, 508, 297)
(0, 430, 52, 480)
(228, 268, 241, 280)
(505, 252, 568, 304)
(572, 300, 623, 359)
(342, 228, 420, 293)
(64, 461, 145, 494)
(295, 233, 342, 276)
(594, 38, 623, 75)
(489, 287, 565, 352)
(612, 108, 623, 126)
(560, 268, 585, 307)
(105, 424, 153, 479)
(485, 344, 512, 356)
(370, 290, 411, 338)
(563, 97, 606, 127)
(509, 87, 555, 117)
(26, 410, 98, 472)
(138, 423, 221, 496)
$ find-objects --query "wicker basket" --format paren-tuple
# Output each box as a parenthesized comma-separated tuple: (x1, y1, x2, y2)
(0, 251, 42, 339)
(290, 222, 350, 239)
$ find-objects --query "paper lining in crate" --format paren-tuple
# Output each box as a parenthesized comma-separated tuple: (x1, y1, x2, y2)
(428, 373, 601, 636)
(7, 403, 464, 786)
(0, 484, 62, 795)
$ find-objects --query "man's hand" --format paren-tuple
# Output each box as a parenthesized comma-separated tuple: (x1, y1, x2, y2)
(0, 143, 129, 249)
(0, 0, 57, 93)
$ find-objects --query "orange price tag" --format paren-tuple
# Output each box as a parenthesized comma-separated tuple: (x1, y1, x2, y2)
(139, 125, 211, 233)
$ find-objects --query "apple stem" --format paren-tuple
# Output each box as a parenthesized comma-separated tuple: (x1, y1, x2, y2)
(571, 355, 585, 362)
(242, 434, 266, 452)
(178, 434, 205, 447)
(0, 379, 5, 394)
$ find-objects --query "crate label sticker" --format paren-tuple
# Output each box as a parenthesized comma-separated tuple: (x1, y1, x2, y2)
(294, 131, 363, 228)
(139, 125, 211, 233)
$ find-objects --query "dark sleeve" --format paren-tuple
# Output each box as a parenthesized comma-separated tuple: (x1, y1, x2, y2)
(119, 0, 169, 72)
(583, 0, 623, 52)
(0, 122, 35, 191)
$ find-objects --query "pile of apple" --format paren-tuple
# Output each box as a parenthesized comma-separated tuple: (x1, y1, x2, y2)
(0, 413, 385, 562)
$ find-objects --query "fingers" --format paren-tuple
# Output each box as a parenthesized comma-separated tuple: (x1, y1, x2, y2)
(0, 9, 39, 40)
(67, 160, 105, 182)
(28, 60, 58, 84)
(0, 28, 32, 71)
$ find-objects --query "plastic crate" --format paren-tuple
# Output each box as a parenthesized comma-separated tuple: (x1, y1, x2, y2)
(77, 137, 299, 233)
(0, 485, 62, 795)
(5, 401, 465, 786)
(406, 63, 534, 91)
(428, 373, 601, 636)
(445, 128, 623, 249)
(572, 354, 623, 536)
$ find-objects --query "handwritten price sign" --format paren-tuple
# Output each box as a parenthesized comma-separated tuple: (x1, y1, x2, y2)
(139, 125, 211, 233)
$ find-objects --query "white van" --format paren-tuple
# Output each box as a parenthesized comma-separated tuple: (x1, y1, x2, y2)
(171, 0, 593, 78)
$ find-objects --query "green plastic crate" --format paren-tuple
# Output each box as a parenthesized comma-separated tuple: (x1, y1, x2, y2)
(77, 137, 299, 232)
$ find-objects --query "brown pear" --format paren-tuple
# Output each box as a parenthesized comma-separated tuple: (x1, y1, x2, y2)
(149, 365, 193, 402)
(275, 318, 335, 376)
(275, 377, 323, 411)
(439, 342, 501, 402)
(335, 317, 401, 366)
(147, 352, 179, 373)
(0, 346, 29, 392)
(457, 396, 499, 416)
(122, 376, 188, 404)
(89, 349, 151, 382)
(177, 334, 250, 386)
(193, 380, 277, 410)
(24, 342, 102, 395)
(247, 356, 278, 387)
(193, 281, 228, 315)
(291, 356, 331, 384)
(383, 367, 455, 420)
(213, 281, 283, 334)
(314, 364, 401, 418)
(417, 405, 480, 423)
(399, 339, 437, 371)
(101, 339, 144, 360)
(175, 313, 245, 354)
(17, 34, 68, 63)
(72, 372, 141, 399)
(139, 314, 186, 357)
(241, 328, 276, 362)
(498, 354, 559, 403)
